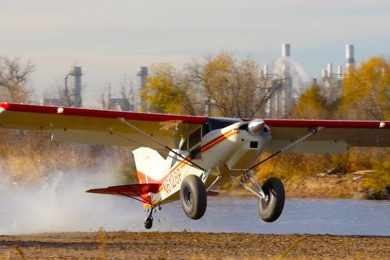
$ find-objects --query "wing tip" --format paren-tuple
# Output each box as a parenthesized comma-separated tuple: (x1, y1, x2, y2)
(0, 102, 9, 111)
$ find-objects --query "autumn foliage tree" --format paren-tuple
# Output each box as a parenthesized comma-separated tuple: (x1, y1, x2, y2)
(140, 64, 195, 114)
(141, 53, 278, 117)
(292, 83, 332, 119)
(187, 53, 274, 118)
(340, 57, 390, 120)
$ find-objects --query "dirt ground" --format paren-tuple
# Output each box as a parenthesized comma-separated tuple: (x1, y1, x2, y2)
(0, 232, 389, 259)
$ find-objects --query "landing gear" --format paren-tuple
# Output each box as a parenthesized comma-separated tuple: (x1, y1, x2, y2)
(180, 175, 207, 219)
(239, 172, 285, 222)
(236, 128, 320, 223)
(143, 206, 162, 229)
(258, 177, 285, 222)
(144, 208, 154, 229)
(144, 216, 153, 229)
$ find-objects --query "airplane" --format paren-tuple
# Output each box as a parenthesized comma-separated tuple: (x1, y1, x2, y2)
(0, 102, 389, 229)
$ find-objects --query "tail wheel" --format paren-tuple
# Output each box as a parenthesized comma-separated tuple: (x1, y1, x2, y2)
(180, 175, 207, 219)
(144, 217, 153, 229)
(258, 177, 285, 222)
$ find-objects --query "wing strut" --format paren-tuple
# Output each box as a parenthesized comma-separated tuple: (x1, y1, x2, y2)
(240, 127, 322, 199)
(248, 127, 322, 172)
(118, 118, 206, 172)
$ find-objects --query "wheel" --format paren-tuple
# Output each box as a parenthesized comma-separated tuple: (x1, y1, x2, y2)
(258, 177, 285, 222)
(180, 175, 207, 219)
(144, 217, 153, 229)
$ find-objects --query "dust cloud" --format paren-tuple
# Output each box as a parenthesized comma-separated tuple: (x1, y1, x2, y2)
(0, 168, 146, 235)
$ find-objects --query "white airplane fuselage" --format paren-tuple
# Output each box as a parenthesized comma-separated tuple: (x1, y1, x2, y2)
(132, 120, 271, 206)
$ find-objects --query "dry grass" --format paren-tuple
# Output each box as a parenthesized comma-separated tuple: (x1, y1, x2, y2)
(0, 129, 133, 185)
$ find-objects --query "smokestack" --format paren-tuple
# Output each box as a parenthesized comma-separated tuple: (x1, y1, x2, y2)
(321, 69, 327, 79)
(337, 65, 343, 79)
(345, 44, 355, 69)
(71, 66, 82, 107)
(326, 63, 333, 78)
(137, 66, 149, 89)
(263, 64, 269, 77)
(282, 43, 291, 57)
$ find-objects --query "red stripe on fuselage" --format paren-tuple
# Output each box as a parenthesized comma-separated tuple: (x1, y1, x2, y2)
(154, 128, 240, 195)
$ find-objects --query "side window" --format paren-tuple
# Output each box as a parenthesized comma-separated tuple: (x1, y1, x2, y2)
(188, 128, 202, 149)
(188, 128, 202, 159)
(202, 123, 210, 136)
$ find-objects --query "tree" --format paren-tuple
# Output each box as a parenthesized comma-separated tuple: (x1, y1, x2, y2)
(140, 64, 195, 114)
(119, 76, 135, 111)
(340, 57, 390, 120)
(186, 53, 275, 118)
(140, 53, 284, 117)
(292, 83, 338, 119)
(0, 57, 34, 103)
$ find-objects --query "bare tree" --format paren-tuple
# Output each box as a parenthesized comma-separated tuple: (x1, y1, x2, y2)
(99, 77, 136, 111)
(100, 83, 112, 109)
(0, 57, 34, 102)
(185, 53, 279, 118)
(119, 76, 135, 111)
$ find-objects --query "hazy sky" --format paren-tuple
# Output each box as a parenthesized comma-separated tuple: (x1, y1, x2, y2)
(1, 0, 390, 106)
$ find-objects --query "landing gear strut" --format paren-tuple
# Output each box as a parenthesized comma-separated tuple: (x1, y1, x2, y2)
(236, 127, 321, 222)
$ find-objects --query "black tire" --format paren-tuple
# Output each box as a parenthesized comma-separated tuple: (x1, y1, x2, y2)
(144, 217, 153, 229)
(258, 177, 285, 222)
(180, 175, 207, 220)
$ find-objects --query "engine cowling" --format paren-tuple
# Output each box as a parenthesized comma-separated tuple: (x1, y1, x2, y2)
(248, 119, 266, 136)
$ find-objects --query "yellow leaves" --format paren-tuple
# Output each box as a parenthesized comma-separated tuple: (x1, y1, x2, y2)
(292, 84, 330, 119)
(140, 64, 187, 114)
(200, 53, 262, 117)
(341, 57, 390, 119)
(204, 53, 234, 79)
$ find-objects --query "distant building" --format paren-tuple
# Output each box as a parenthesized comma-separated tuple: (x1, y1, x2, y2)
(319, 44, 356, 102)
(108, 98, 133, 111)
(42, 98, 62, 106)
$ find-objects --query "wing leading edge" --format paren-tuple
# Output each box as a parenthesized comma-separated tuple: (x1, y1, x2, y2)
(0, 102, 207, 149)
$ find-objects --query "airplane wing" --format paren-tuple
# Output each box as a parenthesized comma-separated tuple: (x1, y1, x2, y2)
(263, 119, 390, 153)
(0, 102, 388, 154)
(0, 102, 207, 150)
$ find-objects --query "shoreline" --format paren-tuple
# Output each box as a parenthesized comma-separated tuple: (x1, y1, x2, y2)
(222, 173, 390, 200)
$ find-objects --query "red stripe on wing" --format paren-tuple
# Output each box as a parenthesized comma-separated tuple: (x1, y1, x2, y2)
(264, 119, 389, 129)
(0, 102, 207, 124)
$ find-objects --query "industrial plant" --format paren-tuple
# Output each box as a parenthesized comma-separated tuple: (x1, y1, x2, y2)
(43, 44, 357, 118)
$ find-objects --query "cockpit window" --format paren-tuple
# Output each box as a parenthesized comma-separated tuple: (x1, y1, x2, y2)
(208, 118, 238, 130)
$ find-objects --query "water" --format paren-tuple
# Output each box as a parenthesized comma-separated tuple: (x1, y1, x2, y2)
(150, 197, 390, 236)
(1, 171, 389, 235)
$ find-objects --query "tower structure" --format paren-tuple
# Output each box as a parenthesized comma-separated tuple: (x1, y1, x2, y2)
(345, 44, 355, 70)
(267, 43, 294, 118)
(137, 66, 149, 89)
(63, 66, 83, 107)
(71, 66, 82, 107)
(137, 66, 149, 111)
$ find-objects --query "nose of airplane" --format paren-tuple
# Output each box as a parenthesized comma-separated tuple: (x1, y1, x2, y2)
(248, 119, 266, 135)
